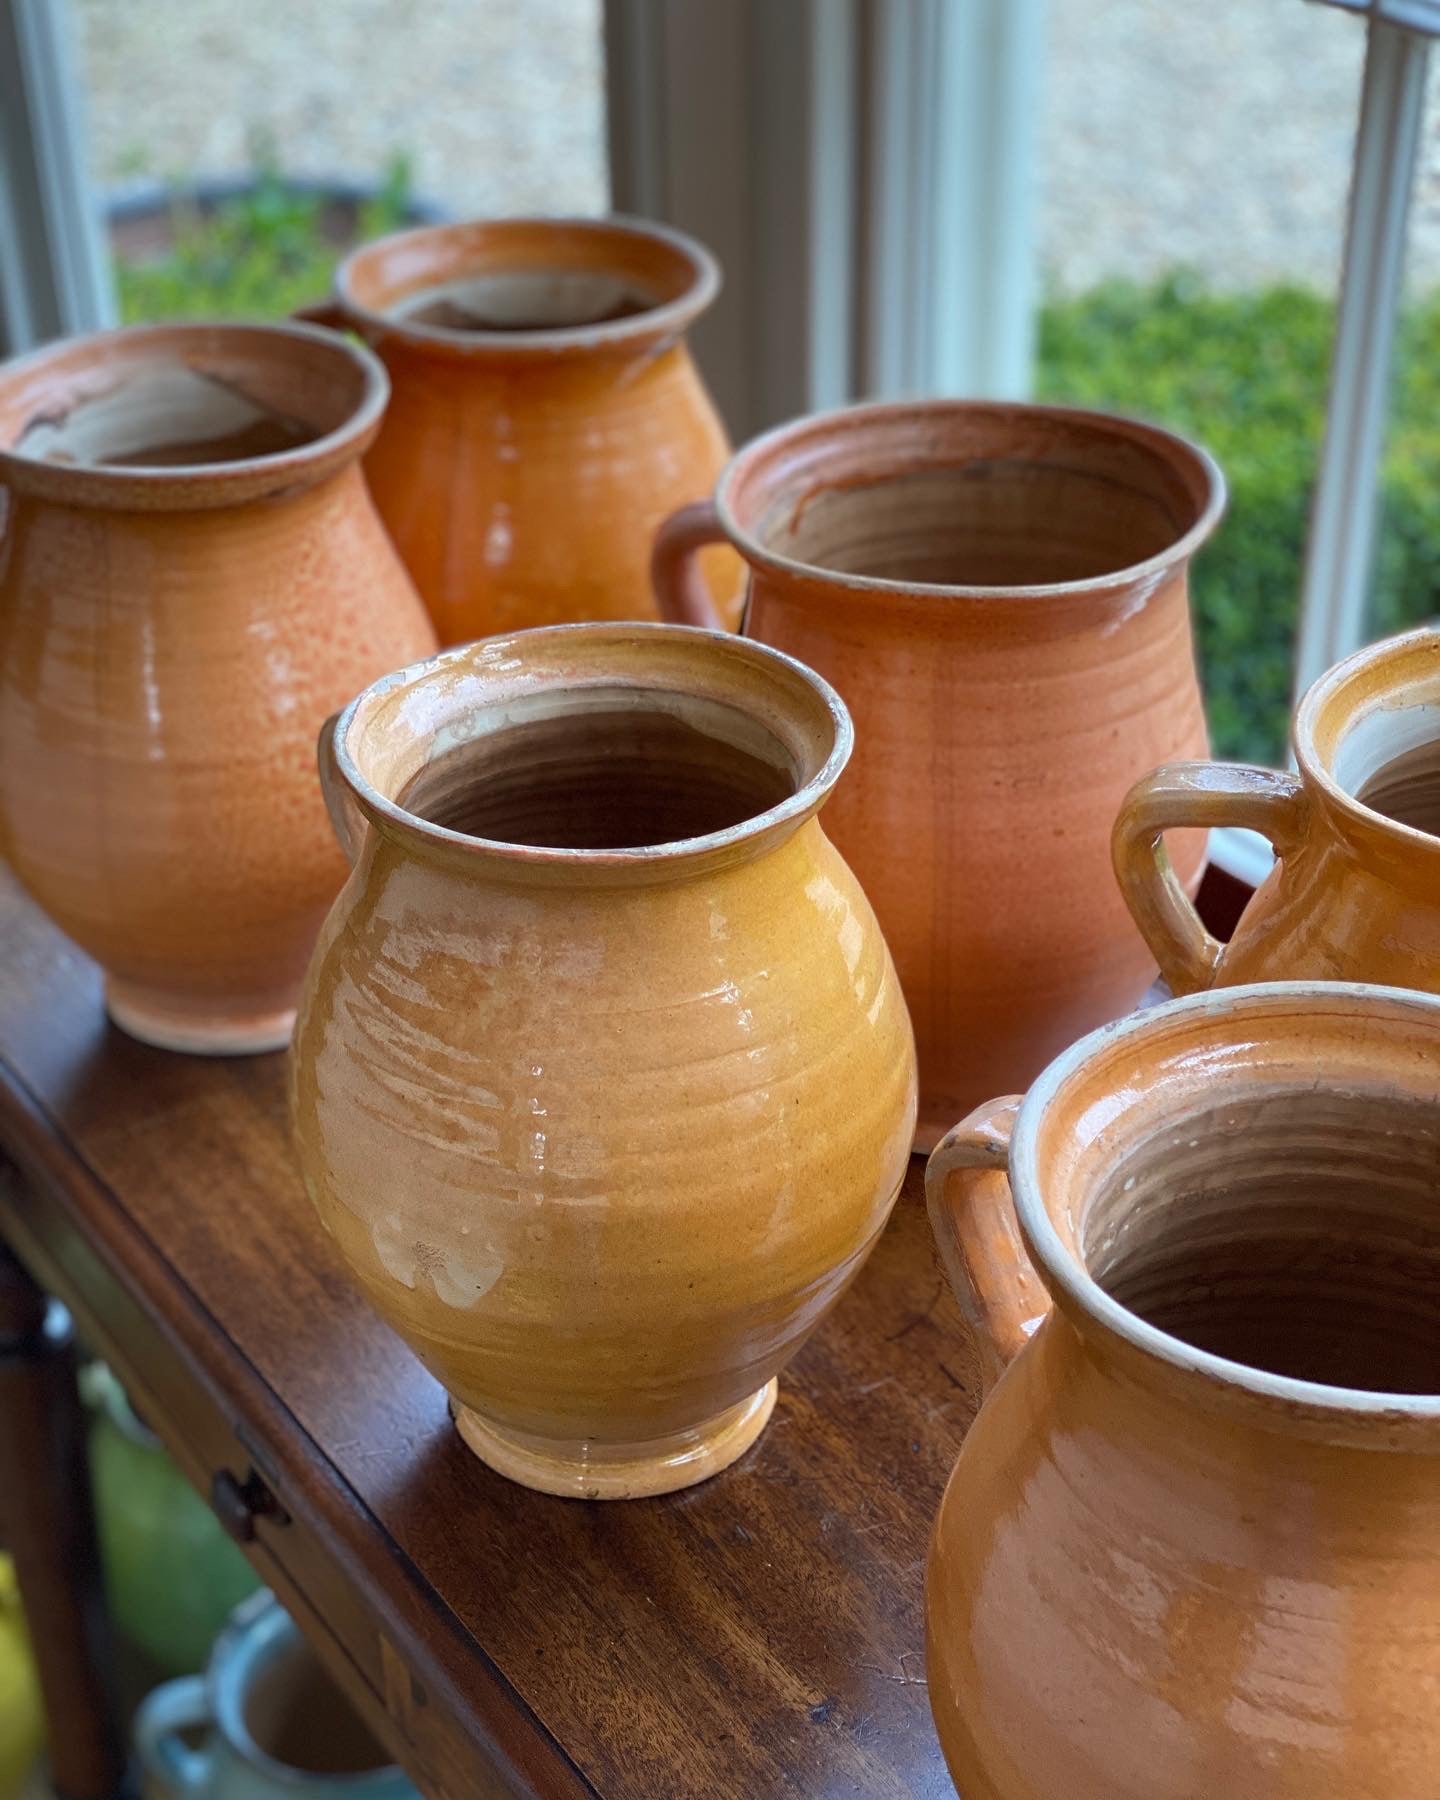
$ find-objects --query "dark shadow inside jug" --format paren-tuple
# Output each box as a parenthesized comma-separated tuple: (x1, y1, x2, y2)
(242, 1633, 391, 1775)
(1353, 729, 1440, 838)
(772, 460, 1187, 588)
(397, 692, 797, 849)
(1083, 1086, 1440, 1394)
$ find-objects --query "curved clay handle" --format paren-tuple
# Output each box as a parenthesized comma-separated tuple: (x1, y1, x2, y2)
(926, 1097, 1049, 1394)
(317, 712, 368, 866)
(651, 499, 729, 630)
(1112, 762, 1308, 996)
(291, 297, 349, 332)
(132, 1674, 213, 1794)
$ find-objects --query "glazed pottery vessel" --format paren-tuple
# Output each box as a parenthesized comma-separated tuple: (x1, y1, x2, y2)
(306, 215, 742, 643)
(653, 400, 1221, 1148)
(290, 623, 916, 1499)
(135, 1593, 417, 1798)
(87, 1366, 258, 1675)
(1115, 624, 1440, 996)
(0, 322, 437, 1053)
(0, 1558, 42, 1800)
(924, 980, 1440, 1799)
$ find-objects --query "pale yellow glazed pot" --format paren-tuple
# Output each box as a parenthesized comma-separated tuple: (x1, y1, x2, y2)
(925, 981, 1440, 1799)
(290, 623, 917, 1498)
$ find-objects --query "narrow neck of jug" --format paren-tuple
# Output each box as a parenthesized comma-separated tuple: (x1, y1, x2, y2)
(334, 623, 852, 890)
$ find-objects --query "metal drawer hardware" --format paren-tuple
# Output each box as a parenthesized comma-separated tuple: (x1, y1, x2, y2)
(209, 1466, 290, 1545)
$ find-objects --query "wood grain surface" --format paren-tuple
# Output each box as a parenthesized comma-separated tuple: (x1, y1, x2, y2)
(0, 867, 979, 1798)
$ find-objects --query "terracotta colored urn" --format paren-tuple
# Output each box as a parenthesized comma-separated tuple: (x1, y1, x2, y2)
(654, 400, 1222, 1148)
(0, 322, 437, 1053)
(306, 215, 742, 643)
(290, 622, 916, 1499)
(1115, 624, 1440, 996)
(925, 980, 1440, 1798)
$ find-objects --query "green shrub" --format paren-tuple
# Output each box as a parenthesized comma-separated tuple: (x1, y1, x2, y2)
(115, 156, 413, 325)
(1037, 274, 1440, 761)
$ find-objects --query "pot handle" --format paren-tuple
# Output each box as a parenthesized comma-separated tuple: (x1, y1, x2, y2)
(926, 1098, 1049, 1395)
(1111, 762, 1308, 996)
(133, 1674, 213, 1794)
(651, 499, 728, 630)
(318, 712, 368, 866)
(291, 298, 348, 332)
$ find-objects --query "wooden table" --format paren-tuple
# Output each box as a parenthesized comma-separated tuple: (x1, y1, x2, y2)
(0, 867, 985, 1799)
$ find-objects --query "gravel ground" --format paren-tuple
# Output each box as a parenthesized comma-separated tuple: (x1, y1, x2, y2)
(70, 0, 1440, 292)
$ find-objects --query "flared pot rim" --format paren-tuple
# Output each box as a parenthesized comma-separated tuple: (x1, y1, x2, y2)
(329, 212, 721, 359)
(210, 1595, 410, 1792)
(1293, 624, 1440, 866)
(1008, 980, 1440, 1428)
(0, 319, 390, 509)
(710, 395, 1228, 603)
(332, 621, 853, 879)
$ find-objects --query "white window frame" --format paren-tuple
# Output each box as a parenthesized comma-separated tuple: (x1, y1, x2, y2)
(0, 0, 114, 354)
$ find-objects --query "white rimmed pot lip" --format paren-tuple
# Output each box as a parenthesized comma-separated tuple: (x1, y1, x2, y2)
(711, 396, 1227, 601)
(1008, 979, 1440, 1421)
(213, 1600, 402, 1791)
(331, 212, 721, 357)
(0, 319, 391, 507)
(333, 620, 853, 870)
(1294, 624, 1440, 858)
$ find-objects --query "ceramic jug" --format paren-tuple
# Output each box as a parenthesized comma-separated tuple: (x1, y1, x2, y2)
(1115, 624, 1440, 996)
(303, 215, 742, 643)
(653, 400, 1222, 1148)
(135, 1593, 417, 1799)
(0, 322, 437, 1054)
(290, 622, 916, 1498)
(86, 1366, 258, 1675)
(924, 979, 1440, 1799)
(0, 1558, 42, 1800)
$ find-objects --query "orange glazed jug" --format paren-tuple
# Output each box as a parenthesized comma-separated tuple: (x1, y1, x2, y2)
(655, 400, 1222, 1147)
(308, 216, 742, 643)
(1114, 625, 1440, 999)
(926, 980, 1440, 1799)
(0, 322, 436, 1053)
(291, 624, 916, 1499)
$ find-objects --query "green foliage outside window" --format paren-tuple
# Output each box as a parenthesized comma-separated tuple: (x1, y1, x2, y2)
(1037, 274, 1440, 762)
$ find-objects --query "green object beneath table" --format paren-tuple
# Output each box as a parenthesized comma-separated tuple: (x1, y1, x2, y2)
(88, 1366, 259, 1676)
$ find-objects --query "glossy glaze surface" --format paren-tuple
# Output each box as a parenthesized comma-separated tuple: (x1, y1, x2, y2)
(925, 982, 1440, 1798)
(320, 216, 741, 643)
(290, 624, 917, 1498)
(1116, 627, 1440, 1001)
(0, 322, 437, 1053)
(654, 400, 1220, 1147)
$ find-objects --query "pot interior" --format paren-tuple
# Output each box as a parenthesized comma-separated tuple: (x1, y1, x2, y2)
(347, 219, 705, 338)
(6, 327, 369, 470)
(394, 272, 655, 333)
(1323, 638, 1440, 839)
(1081, 1082, 1440, 1395)
(398, 690, 797, 850)
(241, 1631, 392, 1776)
(733, 407, 1216, 590)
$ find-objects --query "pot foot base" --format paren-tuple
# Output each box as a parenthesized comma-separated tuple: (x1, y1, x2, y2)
(451, 1380, 779, 1499)
(106, 981, 296, 1056)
